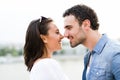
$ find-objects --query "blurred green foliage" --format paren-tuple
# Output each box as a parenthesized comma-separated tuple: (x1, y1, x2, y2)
(0, 46, 22, 56)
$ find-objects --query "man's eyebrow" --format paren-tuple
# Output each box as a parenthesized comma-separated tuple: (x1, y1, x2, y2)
(64, 25, 71, 28)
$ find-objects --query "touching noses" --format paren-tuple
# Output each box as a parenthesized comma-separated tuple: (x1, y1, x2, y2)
(64, 30, 69, 38)
(60, 34, 64, 39)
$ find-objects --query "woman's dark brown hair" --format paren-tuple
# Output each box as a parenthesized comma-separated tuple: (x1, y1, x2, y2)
(24, 16, 53, 71)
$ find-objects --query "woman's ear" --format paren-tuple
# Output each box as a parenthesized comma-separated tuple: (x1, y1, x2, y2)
(40, 35, 47, 43)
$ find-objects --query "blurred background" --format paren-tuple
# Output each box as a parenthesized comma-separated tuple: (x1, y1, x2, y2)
(0, 0, 120, 80)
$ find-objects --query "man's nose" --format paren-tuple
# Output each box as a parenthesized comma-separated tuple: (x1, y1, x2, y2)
(64, 31, 69, 38)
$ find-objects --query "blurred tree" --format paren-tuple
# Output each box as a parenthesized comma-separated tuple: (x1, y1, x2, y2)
(0, 47, 9, 56)
(0, 46, 23, 56)
(10, 47, 18, 56)
(18, 49, 23, 55)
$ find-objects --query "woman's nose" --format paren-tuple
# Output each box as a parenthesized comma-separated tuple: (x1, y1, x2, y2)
(60, 34, 64, 39)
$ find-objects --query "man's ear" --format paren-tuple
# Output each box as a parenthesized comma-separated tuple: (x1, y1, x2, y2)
(40, 35, 47, 43)
(82, 19, 91, 31)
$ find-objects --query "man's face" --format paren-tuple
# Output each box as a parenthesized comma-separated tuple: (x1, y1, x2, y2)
(63, 15, 86, 47)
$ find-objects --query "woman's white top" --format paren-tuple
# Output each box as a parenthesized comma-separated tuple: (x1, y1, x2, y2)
(30, 58, 69, 80)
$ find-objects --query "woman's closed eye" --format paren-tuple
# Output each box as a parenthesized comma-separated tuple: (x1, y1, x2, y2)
(56, 31, 60, 34)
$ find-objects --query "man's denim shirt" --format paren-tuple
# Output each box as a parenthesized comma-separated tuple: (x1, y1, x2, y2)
(82, 34, 120, 80)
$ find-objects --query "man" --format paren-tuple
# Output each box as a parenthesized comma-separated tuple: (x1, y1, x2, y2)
(63, 4, 120, 80)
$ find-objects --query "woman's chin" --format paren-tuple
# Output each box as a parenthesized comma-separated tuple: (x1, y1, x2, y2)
(55, 47, 62, 51)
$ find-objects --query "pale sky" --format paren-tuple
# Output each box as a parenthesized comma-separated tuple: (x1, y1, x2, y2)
(0, 0, 120, 45)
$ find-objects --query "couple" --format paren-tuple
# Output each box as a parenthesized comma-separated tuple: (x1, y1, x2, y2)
(24, 4, 120, 80)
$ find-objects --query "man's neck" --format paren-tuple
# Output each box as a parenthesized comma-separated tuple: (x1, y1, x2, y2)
(83, 30, 102, 51)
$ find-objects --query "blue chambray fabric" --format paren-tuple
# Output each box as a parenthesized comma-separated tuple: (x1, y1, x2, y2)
(82, 34, 120, 80)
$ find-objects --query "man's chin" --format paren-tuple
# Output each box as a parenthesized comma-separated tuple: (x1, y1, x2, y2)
(70, 44, 76, 48)
(70, 43, 80, 48)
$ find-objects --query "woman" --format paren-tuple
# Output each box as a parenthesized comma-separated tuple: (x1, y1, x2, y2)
(24, 16, 69, 80)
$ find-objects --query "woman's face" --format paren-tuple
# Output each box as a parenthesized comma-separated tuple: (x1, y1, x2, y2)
(43, 22, 63, 53)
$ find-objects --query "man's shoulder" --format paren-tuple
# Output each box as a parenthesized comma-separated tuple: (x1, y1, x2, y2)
(104, 39, 120, 55)
(107, 39, 120, 49)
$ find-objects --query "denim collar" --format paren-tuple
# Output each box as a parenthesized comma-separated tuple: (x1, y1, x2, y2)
(92, 34, 108, 55)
